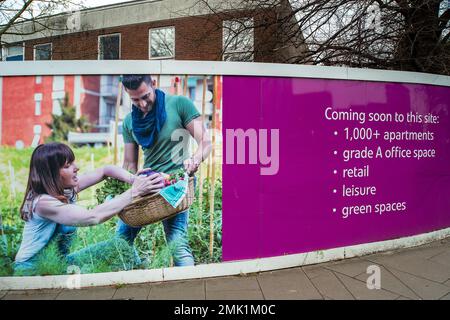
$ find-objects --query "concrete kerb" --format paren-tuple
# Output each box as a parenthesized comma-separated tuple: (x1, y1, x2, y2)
(1, 227, 449, 291)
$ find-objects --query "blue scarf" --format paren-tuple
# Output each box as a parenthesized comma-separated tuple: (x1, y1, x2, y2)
(131, 89, 167, 149)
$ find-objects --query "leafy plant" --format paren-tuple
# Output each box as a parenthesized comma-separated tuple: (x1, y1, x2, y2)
(33, 242, 68, 276)
(0, 241, 14, 276)
(46, 93, 91, 142)
(95, 177, 130, 204)
(0, 210, 22, 276)
(188, 176, 223, 264)
(0, 146, 223, 276)
(68, 237, 139, 274)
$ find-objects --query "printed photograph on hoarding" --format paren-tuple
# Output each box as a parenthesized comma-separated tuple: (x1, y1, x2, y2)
(0, 74, 223, 277)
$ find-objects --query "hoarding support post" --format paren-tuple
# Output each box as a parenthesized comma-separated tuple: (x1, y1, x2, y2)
(183, 75, 188, 97)
(209, 76, 217, 259)
(113, 81, 123, 166)
(91, 153, 95, 203)
(198, 76, 207, 225)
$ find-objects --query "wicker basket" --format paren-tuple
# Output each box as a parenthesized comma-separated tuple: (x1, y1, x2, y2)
(119, 177, 195, 227)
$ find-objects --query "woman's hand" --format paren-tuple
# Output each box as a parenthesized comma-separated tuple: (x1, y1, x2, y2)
(131, 168, 165, 198)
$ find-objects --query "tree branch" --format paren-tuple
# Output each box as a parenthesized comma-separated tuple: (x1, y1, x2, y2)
(0, 0, 34, 38)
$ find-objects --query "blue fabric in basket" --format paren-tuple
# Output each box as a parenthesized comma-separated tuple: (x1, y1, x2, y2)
(159, 173, 189, 208)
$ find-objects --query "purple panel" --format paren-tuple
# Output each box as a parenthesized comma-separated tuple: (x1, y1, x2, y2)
(222, 76, 450, 261)
(222, 76, 262, 261)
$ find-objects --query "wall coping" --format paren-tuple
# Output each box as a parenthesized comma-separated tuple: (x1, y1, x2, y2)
(1, 227, 449, 291)
(0, 60, 449, 87)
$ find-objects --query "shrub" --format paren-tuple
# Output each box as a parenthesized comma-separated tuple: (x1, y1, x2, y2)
(46, 93, 91, 142)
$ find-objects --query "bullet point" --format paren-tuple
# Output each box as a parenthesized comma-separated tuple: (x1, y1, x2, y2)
(333, 189, 337, 193)
(333, 170, 337, 175)
(334, 131, 338, 136)
(333, 151, 338, 155)
(333, 208, 337, 213)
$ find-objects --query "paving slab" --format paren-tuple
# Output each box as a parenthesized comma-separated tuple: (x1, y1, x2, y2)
(206, 290, 264, 300)
(429, 250, 450, 267)
(3, 236, 450, 301)
(56, 286, 116, 300)
(3, 289, 61, 300)
(323, 258, 374, 278)
(366, 254, 450, 283)
(440, 293, 450, 300)
(391, 246, 449, 261)
(257, 268, 323, 300)
(334, 273, 399, 300)
(368, 243, 442, 259)
(206, 276, 260, 292)
(303, 266, 354, 300)
(387, 268, 450, 300)
(113, 284, 152, 300)
(148, 280, 205, 300)
(355, 265, 421, 300)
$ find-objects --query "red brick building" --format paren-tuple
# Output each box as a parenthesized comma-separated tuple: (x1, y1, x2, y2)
(1, 75, 101, 147)
(2, 0, 304, 62)
(0, 0, 302, 146)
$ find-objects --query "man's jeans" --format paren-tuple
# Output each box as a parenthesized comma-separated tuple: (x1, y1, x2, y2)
(116, 210, 194, 266)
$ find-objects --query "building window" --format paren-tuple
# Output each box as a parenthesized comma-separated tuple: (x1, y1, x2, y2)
(98, 34, 121, 60)
(34, 43, 52, 60)
(222, 18, 254, 62)
(35, 101, 42, 116)
(149, 26, 175, 59)
(53, 76, 65, 91)
(34, 93, 43, 116)
(2, 45, 24, 61)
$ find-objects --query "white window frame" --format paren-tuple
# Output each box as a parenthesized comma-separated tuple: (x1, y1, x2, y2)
(34, 93, 43, 116)
(53, 76, 65, 91)
(149, 26, 175, 60)
(98, 33, 121, 60)
(33, 43, 52, 61)
(222, 18, 254, 62)
(35, 100, 42, 116)
(2, 43, 24, 61)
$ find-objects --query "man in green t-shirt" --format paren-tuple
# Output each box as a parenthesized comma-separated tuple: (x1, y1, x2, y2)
(116, 74, 212, 266)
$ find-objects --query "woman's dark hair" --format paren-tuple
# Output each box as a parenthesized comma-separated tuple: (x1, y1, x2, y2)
(121, 74, 152, 90)
(20, 142, 76, 221)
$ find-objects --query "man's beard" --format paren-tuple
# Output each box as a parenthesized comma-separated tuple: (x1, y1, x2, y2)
(141, 101, 153, 113)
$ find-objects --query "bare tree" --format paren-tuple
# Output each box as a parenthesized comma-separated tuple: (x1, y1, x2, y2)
(188, 0, 450, 75)
(0, 0, 85, 60)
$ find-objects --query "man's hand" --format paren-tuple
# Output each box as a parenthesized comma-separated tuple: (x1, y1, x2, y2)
(183, 157, 201, 176)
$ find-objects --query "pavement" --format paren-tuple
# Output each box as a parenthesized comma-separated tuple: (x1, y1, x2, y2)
(1, 237, 450, 300)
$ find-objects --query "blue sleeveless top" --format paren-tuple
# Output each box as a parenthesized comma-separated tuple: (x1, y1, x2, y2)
(15, 190, 77, 265)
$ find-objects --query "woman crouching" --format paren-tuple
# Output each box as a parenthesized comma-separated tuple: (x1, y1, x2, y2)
(14, 142, 164, 275)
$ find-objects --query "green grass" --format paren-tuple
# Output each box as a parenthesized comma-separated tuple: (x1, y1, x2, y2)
(0, 146, 222, 276)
